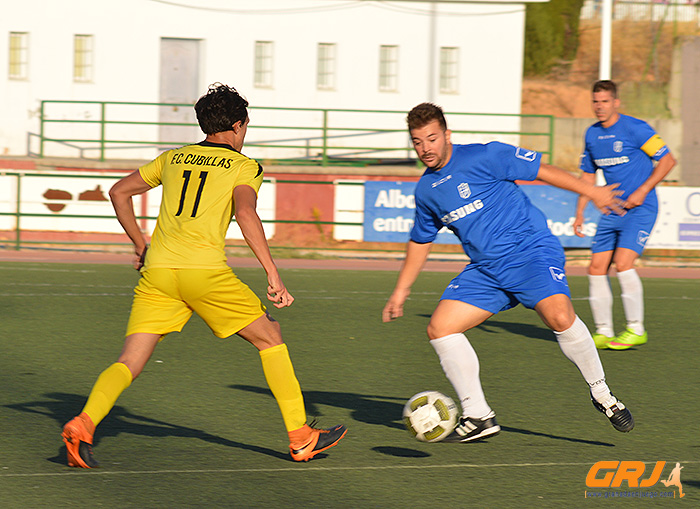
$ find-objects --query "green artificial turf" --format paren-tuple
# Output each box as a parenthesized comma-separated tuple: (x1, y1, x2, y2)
(0, 262, 696, 507)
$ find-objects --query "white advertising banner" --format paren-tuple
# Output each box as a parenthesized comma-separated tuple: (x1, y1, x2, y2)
(648, 187, 700, 249)
(0, 172, 275, 239)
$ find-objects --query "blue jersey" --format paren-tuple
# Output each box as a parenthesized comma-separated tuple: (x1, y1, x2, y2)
(579, 114, 669, 209)
(410, 142, 555, 265)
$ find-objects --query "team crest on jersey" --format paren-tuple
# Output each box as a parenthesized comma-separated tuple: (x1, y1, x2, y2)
(515, 147, 537, 162)
(458, 182, 471, 199)
(549, 266, 567, 284)
(613, 141, 623, 153)
(637, 230, 650, 247)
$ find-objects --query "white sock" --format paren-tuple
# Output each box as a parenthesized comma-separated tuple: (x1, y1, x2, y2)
(430, 333, 492, 419)
(617, 268, 644, 335)
(588, 274, 614, 337)
(553, 316, 611, 404)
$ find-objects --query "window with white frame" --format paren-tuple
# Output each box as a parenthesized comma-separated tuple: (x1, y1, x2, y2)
(379, 45, 398, 92)
(439, 46, 459, 94)
(73, 34, 94, 83)
(254, 41, 274, 88)
(8, 32, 29, 80)
(317, 43, 336, 90)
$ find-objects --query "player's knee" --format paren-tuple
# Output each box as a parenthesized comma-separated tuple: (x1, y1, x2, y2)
(548, 310, 576, 332)
(426, 322, 449, 341)
(587, 262, 609, 276)
(614, 259, 635, 272)
(239, 312, 284, 350)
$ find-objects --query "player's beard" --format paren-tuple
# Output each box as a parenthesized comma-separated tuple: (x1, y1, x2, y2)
(420, 150, 446, 169)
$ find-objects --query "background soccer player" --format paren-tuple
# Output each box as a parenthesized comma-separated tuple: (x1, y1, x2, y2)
(573, 80, 676, 350)
(61, 84, 346, 468)
(383, 102, 634, 442)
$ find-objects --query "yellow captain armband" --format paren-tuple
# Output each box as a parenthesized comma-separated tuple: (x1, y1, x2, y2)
(640, 134, 667, 158)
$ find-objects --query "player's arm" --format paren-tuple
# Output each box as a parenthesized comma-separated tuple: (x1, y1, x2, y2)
(382, 240, 432, 322)
(625, 152, 676, 209)
(233, 184, 293, 308)
(109, 170, 152, 269)
(537, 163, 625, 216)
(573, 171, 597, 238)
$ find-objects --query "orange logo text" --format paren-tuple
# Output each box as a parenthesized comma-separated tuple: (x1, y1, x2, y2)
(586, 461, 666, 488)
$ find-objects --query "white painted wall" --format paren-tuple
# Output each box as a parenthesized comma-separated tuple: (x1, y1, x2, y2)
(0, 0, 544, 158)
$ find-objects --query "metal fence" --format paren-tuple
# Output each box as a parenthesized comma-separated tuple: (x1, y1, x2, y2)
(32, 101, 554, 166)
(581, 0, 700, 23)
(0, 171, 365, 251)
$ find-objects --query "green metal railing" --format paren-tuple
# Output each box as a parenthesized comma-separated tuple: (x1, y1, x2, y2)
(35, 101, 554, 165)
(0, 172, 365, 251)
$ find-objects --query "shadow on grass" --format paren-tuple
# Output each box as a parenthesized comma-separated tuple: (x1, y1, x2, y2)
(4, 392, 289, 464)
(500, 426, 615, 447)
(476, 319, 556, 342)
(414, 315, 556, 343)
(231, 384, 406, 430)
(681, 478, 700, 489)
(230, 385, 614, 448)
(372, 446, 430, 458)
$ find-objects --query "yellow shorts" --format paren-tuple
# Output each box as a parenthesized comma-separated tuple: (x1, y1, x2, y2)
(126, 268, 266, 339)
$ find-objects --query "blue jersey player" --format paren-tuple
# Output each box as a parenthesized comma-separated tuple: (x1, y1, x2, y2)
(573, 80, 676, 351)
(382, 102, 634, 441)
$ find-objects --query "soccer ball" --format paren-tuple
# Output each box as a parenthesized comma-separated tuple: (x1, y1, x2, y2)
(403, 391, 458, 442)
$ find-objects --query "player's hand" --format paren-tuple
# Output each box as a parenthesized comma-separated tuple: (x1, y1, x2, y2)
(133, 245, 147, 271)
(592, 183, 626, 216)
(267, 273, 294, 308)
(382, 288, 410, 322)
(623, 188, 647, 210)
(573, 216, 585, 238)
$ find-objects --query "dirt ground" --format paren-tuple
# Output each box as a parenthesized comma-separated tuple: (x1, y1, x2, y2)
(521, 20, 700, 118)
(522, 80, 593, 118)
(2, 249, 699, 279)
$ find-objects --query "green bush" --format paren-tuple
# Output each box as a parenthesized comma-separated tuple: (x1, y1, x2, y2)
(524, 0, 585, 76)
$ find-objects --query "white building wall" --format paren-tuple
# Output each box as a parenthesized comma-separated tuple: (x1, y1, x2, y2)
(0, 0, 544, 158)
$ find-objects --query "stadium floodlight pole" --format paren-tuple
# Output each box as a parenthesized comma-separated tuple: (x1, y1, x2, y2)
(428, 0, 437, 101)
(599, 0, 613, 80)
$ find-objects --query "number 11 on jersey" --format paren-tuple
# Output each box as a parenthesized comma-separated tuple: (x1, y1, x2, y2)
(175, 170, 208, 217)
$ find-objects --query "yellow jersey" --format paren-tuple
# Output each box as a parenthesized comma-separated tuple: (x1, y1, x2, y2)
(139, 141, 263, 269)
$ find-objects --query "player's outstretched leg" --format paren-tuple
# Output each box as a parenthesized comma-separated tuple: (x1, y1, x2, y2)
(442, 411, 501, 443)
(289, 423, 347, 462)
(258, 343, 347, 461)
(62, 412, 99, 468)
(591, 392, 634, 432)
(428, 333, 500, 443)
(61, 362, 133, 467)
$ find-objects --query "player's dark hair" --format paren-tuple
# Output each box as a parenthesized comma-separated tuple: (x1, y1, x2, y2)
(592, 80, 618, 99)
(194, 83, 249, 135)
(406, 102, 447, 132)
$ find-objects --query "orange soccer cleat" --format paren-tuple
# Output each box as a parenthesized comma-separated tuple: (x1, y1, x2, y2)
(61, 412, 99, 468)
(289, 423, 347, 462)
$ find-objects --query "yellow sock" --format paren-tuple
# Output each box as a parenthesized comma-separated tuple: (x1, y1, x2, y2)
(82, 362, 133, 427)
(259, 344, 307, 432)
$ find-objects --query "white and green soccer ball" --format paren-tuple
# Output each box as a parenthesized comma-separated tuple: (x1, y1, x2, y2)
(403, 391, 458, 442)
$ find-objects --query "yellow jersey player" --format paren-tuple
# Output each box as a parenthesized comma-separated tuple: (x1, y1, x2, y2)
(61, 83, 346, 467)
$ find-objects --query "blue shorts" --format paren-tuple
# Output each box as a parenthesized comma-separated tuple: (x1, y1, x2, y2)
(441, 237, 571, 314)
(591, 205, 657, 255)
